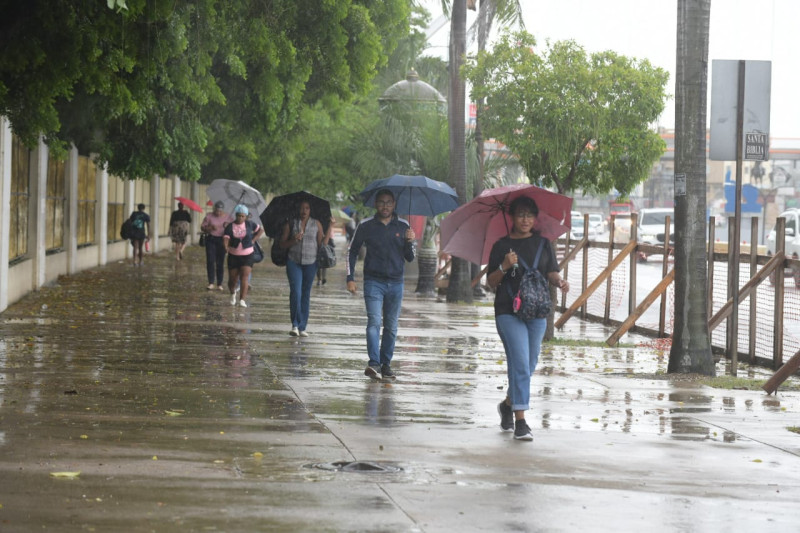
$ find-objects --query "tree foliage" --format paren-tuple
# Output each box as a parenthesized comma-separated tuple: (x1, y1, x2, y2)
(0, 0, 409, 182)
(464, 32, 669, 195)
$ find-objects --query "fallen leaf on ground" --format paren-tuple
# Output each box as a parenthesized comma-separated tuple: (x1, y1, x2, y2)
(50, 471, 81, 478)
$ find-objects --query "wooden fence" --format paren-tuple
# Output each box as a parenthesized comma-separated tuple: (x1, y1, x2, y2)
(553, 214, 800, 383)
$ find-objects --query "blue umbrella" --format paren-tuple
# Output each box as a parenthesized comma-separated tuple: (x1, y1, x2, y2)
(359, 174, 459, 216)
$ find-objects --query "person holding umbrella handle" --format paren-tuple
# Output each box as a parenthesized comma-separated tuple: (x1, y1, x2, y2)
(279, 199, 328, 337)
(487, 196, 569, 442)
(346, 189, 416, 382)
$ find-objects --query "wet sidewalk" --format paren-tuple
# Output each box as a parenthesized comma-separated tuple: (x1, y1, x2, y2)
(1, 244, 799, 532)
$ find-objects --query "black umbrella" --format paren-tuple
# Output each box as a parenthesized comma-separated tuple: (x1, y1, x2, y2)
(260, 191, 332, 239)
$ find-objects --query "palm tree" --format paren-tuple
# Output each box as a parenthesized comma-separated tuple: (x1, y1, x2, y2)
(434, 0, 525, 302)
(446, 0, 472, 302)
(669, 0, 715, 375)
(471, 1, 524, 293)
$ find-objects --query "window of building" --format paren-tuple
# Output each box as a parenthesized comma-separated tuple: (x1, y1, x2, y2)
(46, 156, 66, 251)
(77, 156, 96, 246)
(10, 136, 29, 261)
(107, 175, 125, 242)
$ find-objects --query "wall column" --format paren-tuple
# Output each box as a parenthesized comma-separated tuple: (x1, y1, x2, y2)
(150, 174, 160, 253)
(0, 117, 11, 312)
(95, 157, 109, 266)
(191, 180, 201, 245)
(29, 137, 48, 290)
(65, 145, 79, 274)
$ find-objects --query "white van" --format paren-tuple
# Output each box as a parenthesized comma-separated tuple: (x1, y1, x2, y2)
(637, 208, 674, 261)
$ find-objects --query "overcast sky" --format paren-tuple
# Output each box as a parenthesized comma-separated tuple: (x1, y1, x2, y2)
(420, 0, 799, 138)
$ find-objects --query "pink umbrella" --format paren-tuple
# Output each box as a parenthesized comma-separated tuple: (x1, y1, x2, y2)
(175, 196, 204, 213)
(440, 184, 573, 265)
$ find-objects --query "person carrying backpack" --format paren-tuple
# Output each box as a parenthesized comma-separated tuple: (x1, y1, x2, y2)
(128, 203, 151, 267)
(486, 196, 569, 442)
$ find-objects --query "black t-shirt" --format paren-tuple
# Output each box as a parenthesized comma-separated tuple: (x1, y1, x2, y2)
(488, 233, 558, 316)
(170, 210, 192, 225)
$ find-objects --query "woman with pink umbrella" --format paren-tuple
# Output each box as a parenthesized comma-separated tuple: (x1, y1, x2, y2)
(486, 196, 569, 441)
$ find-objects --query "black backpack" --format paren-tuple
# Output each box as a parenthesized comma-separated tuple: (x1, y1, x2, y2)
(506, 240, 551, 320)
(120, 219, 132, 240)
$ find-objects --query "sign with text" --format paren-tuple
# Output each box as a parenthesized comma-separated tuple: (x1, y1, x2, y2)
(744, 131, 768, 160)
(709, 60, 771, 161)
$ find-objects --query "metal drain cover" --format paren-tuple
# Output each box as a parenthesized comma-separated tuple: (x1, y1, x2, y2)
(306, 461, 402, 473)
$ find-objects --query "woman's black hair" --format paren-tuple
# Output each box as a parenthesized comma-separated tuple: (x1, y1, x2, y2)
(508, 196, 538, 217)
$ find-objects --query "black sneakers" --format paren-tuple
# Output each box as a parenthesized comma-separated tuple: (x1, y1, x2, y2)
(513, 419, 533, 441)
(497, 400, 514, 431)
(380, 364, 396, 381)
(364, 366, 381, 380)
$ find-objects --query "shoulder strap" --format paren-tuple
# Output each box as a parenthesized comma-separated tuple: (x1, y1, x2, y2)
(532, 239, 545, 269)
(511, 239, 545, 276)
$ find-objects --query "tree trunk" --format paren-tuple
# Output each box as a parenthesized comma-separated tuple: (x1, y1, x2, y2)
(447, 0, 473, 303)
(471, 1, 488, 297)
(669, 0, 715, 375)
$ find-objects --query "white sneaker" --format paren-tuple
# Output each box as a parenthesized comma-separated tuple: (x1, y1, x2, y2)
(238, 300, 247, 308)
(207, 283, 215, 290)
(299, 330, 309, 337)
(217, 285, 224, 291)
(290, 327, 299, 337)
(230, 293, 237, 306)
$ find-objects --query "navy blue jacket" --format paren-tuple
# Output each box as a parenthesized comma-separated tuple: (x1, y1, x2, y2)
(346, 215, 416, 283)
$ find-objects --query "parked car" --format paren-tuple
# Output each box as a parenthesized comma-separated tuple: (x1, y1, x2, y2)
(570, 211, 585, 240)
(588, 213, 606, 236)
(637, 208, 674, 261)
(766, 208, 800, 287)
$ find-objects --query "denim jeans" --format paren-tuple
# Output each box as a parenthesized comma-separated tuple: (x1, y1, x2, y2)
(286, 258, 318, 331)
(495, 313, 547, 412)
(205, 236, 226, 285)
(363, 279, 404, 368)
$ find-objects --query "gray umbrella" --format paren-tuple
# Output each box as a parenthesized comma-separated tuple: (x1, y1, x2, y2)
(206, 179, 268, 216)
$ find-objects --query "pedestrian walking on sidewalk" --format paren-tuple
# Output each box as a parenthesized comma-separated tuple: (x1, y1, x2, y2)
(168, 201, 192, 261)
(486, 196, 569, 441)
(278, 200, 328, 337)
(129, 203, 150, 267)
(223, 205, 264, 308)
(200, 201, 231, 290)
(346, 189, 416, 381)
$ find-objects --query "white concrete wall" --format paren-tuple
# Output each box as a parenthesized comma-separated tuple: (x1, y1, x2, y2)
(0, 117, 11, 312)
(0, 116, 201, 313)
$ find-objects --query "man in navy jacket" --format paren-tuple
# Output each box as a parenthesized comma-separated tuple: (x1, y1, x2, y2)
(346, 189, 416, 381)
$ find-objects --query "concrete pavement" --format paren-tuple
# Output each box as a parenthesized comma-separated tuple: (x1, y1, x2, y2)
(1, 242, 799, 532)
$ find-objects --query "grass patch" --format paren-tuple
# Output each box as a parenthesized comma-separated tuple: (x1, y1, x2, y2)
(545, 337, 636, 348)
(788, 427, 800, 435)
(700, 376, 768, 390)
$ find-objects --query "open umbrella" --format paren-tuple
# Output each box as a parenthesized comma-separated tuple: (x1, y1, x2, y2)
(330, 208, 352, 226)
(206, 179, 268, 216)
(439, 184, 573, 265)
(174, 196, 203, 213)
(359, 174, 459, 216)
(260, 191, 332, 239)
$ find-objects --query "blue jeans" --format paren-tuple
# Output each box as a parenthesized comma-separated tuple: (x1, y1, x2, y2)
(363, 279, 404, 368)
(205, 236, 226, 285)
(495, 313, 547, 412)
(286, 259, 318, 331)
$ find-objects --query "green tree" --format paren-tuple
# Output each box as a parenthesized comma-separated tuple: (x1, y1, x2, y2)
(463, 32, 669, 195)
(669, 0, 715, 375)
(0, 0, 409, 182)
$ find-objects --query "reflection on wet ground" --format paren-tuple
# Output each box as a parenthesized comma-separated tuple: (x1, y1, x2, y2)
(1, 247, 800, 530)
